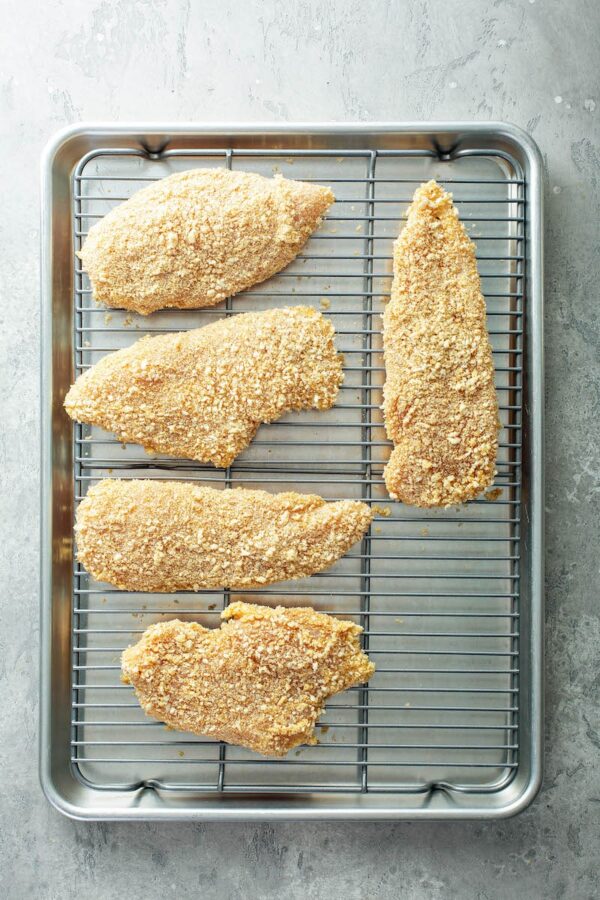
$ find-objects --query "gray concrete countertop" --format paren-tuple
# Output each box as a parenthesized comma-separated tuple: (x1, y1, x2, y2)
(1, 1, 599, 897)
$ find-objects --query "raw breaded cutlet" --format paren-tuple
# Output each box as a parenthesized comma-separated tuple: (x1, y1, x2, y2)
(383, 180, 499, 507)
(78, 168, 335, 314)
(64, 307, 343, 468)
(121, 601, 375, 757)
(75, 480, 374, 592)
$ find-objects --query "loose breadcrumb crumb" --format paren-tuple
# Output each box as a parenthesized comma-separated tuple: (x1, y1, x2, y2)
(484, 487, 503, 501)
(372, 505, 391, 518)
(121, 601, 375, 757)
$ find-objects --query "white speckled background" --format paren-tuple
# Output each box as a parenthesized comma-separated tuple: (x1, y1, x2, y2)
(1, 1, 599, 897)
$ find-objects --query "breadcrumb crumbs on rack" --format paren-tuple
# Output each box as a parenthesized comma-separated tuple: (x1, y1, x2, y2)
(75, 479, 374, 592)
(78, 168, 334, 315)
(383, 180, 500, 508)
(372, 505, 391, 517)
(121, 601, 375, 757)
(64, 307, 343, 468)
(484, 487, 504, 501)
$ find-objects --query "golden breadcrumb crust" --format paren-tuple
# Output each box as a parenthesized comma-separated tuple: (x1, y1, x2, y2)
(64, 307, 343, 468)
(383, 180, 500, 507)
(76, 480, 373, 592)
(121, 602, 375, 756)
(78, 168, 335, 314)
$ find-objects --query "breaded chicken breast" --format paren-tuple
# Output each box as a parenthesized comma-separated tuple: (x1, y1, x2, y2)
(121, 602, 375, 756)
(64, 307, 343, 468)
(383, 181, 499, 507)
(75, 480, 373, 592)
(79, 168, 334, 314)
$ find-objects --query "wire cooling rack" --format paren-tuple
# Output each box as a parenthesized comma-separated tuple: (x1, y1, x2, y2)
(70, 145, 523, 796)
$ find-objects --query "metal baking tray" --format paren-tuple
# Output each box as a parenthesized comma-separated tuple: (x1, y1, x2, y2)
(40, 123, 543, 821)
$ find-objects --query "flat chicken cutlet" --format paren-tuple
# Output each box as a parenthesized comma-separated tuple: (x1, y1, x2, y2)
(121, 602, 375, 756)
(75, 480, 373, 592)
(383, 180, 499, 507)
(64, 307, 343, 468)
(78, 168, 334, 314)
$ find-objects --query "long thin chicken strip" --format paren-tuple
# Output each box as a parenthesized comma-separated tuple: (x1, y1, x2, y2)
(64, 307, 343, 468)
(75, 480, 373, 592)
(383, 181, 499, 507)
(79, 168, 334, 314)
(121, 601, 375, 756)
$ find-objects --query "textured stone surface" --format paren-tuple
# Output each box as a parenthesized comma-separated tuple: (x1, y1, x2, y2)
(1, 1, 599, 897)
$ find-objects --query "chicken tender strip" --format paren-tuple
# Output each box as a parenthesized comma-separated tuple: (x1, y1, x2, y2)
(76, 480, 374, 592)
(121, 601, 375, 757)
(383, 180, 499, 507)
(78, 168, 335, 315)
(64, 307, 343, 468)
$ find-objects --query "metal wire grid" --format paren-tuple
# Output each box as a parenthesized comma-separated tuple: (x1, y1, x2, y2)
(70, 145, 523, 796)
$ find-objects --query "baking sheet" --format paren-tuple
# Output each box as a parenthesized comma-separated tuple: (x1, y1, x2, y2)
(41, 123, 543, 820)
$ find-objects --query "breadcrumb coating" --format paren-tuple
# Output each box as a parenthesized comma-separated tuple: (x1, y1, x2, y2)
(78, 168, 335, 314)
(64, 307, 343, 468)
(383, 181, 499, 507)
(121, 602, 375, 757)
(75, 480, 373, 592)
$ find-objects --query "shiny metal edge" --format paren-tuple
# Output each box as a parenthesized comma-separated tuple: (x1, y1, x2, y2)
(40, 122, 544, 821)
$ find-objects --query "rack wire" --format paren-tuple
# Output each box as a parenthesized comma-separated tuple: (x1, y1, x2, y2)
(71, 145, 524, 796)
